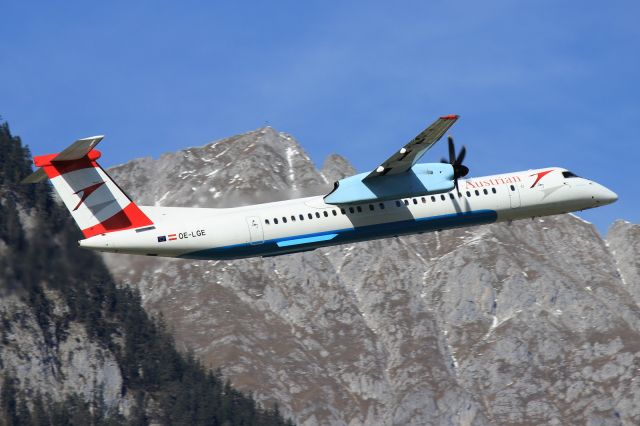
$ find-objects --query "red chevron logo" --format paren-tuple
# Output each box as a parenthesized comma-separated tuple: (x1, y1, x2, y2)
(529, 169, 554, 188)
(73, 181, 106, 211)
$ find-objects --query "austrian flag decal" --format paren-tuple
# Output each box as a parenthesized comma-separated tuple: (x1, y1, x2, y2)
(157, 234, 177, 243)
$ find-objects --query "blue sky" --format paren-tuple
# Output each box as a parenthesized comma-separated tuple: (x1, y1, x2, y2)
(1, 1, 638, 232)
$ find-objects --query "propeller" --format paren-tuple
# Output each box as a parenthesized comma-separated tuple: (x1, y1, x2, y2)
(440, 135, 469, 192)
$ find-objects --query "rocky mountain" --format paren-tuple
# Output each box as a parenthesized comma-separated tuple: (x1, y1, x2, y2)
(0, 122, 292, 425)
(607, 221, 640, 307)
(104, 127, 640, 425)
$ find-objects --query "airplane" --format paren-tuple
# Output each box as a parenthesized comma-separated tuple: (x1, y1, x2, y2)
(22, 115, 617, 260)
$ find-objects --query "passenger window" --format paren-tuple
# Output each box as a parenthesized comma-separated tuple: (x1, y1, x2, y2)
(291, 215, 296, 221)
(332, 210, 337, 216)
(483, 189, 488, 195)
(274, 218, 278, 224)
(341, 208, 346, 215)
(308, 213, 313, 219)
(265, 219, 270, 225)
(369, 204, 374, 211)
(431, 196, 436, 202)
(492, 188, 497, 194)
(413, 198, 418, 205)
(466, 191, 471, 197)
(449, 193, 454, 199)
(379, 202, 385, 209)
(395, 201, 401, 207)
(357, 206, 362, 213)
(299, 214, 304, 221)
(421, 197, 426, 203)
(315, 212, 321, 218)
(474, 190, 479, 196)
(457, 192, 462, 198)
(323, 211, 328, 217)
(510, 185, 515, 191)
(282, 217, 287, 223)
(440, 194, 446, 201)
(349, 207, 355, 213)
(404, 199, 409, 206)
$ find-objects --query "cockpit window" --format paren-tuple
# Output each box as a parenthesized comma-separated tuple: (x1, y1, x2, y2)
(562, 171, 579, 178)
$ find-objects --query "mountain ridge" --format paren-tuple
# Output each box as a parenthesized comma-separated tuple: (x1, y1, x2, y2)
(103, 127, 640, 425)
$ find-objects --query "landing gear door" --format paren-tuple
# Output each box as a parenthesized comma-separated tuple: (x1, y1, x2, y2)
(509, 184, 521, 208)
(246, 216, 264, 245)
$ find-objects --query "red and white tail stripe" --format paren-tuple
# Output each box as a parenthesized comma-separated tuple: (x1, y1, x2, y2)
(25, 136, 153, 238)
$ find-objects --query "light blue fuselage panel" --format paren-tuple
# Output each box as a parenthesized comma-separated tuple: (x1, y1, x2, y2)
(324, 163, 454, 205)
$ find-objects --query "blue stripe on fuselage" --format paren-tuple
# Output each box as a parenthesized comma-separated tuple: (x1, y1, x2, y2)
(180, 209, 497, 260)
(277, 233, 338, 247)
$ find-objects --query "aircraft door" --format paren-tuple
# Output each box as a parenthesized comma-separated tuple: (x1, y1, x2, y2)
(246, 216, 264, 245)
(509, 184, 521, 208)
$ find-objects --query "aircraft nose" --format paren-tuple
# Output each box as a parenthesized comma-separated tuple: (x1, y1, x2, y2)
(595, 184, 618, 205)
(603, 188, 618, 203)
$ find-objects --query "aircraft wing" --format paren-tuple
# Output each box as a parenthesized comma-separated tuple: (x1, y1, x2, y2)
(364, 115, 459, 180)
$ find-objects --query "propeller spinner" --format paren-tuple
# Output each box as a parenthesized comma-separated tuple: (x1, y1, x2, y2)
(440, 135, 469, 192)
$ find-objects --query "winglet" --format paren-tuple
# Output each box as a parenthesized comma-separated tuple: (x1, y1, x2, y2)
(439, 114, 459, 120)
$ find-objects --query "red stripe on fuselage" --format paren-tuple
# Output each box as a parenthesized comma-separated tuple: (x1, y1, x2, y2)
(81, 202, 153, 238)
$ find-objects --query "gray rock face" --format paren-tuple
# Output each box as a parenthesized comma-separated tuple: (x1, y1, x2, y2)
(104, 128, 640, 425)
(320, 154, 356, 183)
(607, 220, 640, 306)
(0, 288, 131, 417)
(109, 127, 330, 208)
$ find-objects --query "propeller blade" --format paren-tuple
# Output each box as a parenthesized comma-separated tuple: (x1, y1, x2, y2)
(447, 136, 455, 164)
(455, 146, 466, 166)
(443, 134, 469, 180)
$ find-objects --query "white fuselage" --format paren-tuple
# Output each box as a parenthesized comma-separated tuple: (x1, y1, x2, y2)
(79, 167, 617, 259)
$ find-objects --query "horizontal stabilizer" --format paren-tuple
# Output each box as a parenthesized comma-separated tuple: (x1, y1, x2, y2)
(53, 135, 104, 161)
(21, 167, 48, 184)
(21, 135, 104, 184)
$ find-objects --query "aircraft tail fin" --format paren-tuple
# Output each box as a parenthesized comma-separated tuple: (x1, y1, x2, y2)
(22, 136, 153, 237)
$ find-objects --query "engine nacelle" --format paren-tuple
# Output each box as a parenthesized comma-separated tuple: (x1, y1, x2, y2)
(324, 163, 455, 205)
